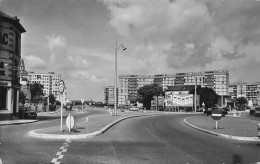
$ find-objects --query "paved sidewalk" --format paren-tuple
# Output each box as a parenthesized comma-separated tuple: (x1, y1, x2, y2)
(184, 115, 260, 141)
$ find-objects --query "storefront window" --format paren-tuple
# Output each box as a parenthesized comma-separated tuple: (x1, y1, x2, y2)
(0, 87, 7, 109)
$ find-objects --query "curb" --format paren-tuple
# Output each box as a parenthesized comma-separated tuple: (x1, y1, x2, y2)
(183, 117, 260, 142)
(0, 120, 39, 126)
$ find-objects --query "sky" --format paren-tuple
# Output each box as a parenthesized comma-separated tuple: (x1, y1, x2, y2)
(1, 0, 260, 101)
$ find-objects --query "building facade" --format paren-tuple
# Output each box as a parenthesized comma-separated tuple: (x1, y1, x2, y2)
(0, 11, 26, 120)
(103, 86, 117, 105)
(118, 70, 229, 106)
(26, 72, 61, 99)
(229, 82, 260, 105)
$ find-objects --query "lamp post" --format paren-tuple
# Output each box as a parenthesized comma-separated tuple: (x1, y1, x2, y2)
(114, 38, 127, 116)
(194, 76, 197, 112)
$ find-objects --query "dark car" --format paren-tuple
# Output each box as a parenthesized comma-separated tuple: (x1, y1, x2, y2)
(19, 106, 37, 119)
(254, 106, 260, 117)
(204, 107, 228, 117)
(24, 110, 37, 119)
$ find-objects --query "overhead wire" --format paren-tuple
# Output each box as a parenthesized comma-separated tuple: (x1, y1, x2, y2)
(28, 0, 115, 49)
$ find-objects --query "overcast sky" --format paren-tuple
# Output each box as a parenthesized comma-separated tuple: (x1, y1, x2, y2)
(1, 0, 260, 101)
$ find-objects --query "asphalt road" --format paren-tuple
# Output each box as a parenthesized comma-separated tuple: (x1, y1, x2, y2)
(0, 109, 106, 164)
(64, 114, 260, 164)
(1, 112, 260, 164)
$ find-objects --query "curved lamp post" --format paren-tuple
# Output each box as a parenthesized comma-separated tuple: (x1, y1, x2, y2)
(114, 38, 127, 116)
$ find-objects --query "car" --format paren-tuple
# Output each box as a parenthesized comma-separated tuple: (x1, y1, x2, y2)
(254, 106, 260, 117)
(249, 106, 256, 115)
(204, 107, 228, 117)
(203, 108, 212, 116)
(129, 106, 139, 111)
(23, 110, 37, 119)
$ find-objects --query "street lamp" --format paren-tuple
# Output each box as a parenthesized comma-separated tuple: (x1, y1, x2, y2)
(114, 38, 127, 116)
(194, 76, 197, 112)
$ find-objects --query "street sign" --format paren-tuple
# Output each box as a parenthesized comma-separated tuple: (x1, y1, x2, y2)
(211, 109, 222, 129)
(58, 80, 66, 94)
(211, 109, 222, 120)
(66, 114, 75, 132)
(81, 99, 85, 104)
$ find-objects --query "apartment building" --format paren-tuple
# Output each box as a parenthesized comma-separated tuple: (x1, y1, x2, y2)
(118, 70, 229, 106)
(103, 86, 117, 105)
(27, 72, 61, 98)
(229, 82, 260, 105)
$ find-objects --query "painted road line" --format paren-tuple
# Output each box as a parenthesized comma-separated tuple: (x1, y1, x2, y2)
(51, 139, 71, 164)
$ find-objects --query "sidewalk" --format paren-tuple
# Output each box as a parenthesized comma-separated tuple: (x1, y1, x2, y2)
(184, 115, 260, 141)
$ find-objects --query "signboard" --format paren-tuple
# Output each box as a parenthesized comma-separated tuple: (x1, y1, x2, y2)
(0, 27, 16, 52)
(58, 80, 66, 94)
(211, 110, 222, 120)
(165, 94, 194, 107)
(66, 114, 75, 132)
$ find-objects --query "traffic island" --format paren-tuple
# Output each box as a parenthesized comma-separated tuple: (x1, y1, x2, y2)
(184, 115, 260, 141)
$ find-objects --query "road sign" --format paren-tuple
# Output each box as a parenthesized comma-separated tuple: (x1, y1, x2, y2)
(81, 99, 85, 104)
(58, 80, 66, 94)
(66, 114, 75, 132)
(211, 109, 222, 120)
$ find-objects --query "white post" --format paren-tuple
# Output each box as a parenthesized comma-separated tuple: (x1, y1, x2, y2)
(61, 99, 63, 132)
(215, 121, 218, 129)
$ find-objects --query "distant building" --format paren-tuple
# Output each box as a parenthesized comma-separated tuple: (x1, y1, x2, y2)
(26, 72, 61, 99)
(0, 11, 26, 120)
(103, 86, 117, 106)
(118, 70, 229, 106)
(229, 82, 260, 105)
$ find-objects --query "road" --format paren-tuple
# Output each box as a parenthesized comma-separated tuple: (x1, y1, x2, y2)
(0, 109, 105, 164)
(1, 112, 260, 164)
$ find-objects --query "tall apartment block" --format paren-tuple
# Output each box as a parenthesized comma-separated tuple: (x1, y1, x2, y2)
(27, 72, 61, 99)
(229, 82, 260, 105)
(118, 70, 229, 106)
(103, 86, 117, 105)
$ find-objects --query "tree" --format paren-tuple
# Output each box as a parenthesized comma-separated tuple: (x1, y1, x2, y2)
(189, 86, 218, 109)
(236, 97, 248, 110)
(48, 94, 56, 105)
(137, 84, 164, 110)
(30, 83, 44, 103)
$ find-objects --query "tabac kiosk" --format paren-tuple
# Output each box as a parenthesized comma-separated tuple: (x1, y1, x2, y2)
(0, 12, 26, 120)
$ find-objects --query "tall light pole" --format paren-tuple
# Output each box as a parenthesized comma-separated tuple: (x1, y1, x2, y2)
(194, 76, 197, 112)
(114, 38, 127, 116)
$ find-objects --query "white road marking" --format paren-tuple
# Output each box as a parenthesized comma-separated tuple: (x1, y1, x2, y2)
(51, 139, 71, 164)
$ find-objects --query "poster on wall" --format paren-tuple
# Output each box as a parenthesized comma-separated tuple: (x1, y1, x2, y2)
(165, 94, 195, 107)
(0, 27, 16, 52)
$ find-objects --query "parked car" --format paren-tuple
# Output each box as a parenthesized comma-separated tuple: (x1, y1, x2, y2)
(129, 106, 139, 111)
(254, 106, 260, 117)
(24, 110, 37, 119)
(204, 107, 228, 117)
(249, 106, 256, 115)
(203, 108, 212, 116)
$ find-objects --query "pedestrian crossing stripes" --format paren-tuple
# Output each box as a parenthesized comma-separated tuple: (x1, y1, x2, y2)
(51, 139, 71, 164)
